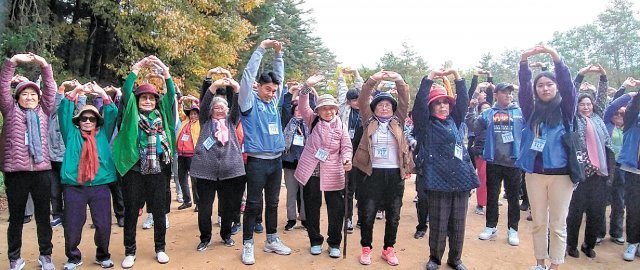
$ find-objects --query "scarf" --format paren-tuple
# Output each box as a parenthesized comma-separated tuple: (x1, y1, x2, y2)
(77, 129, 99, 184)
(26, 109, 44, 163)
(577, 114, 610, 176)
(284, 117, 307, 153)
(138, 110, 171, 174)
(531, 94, 562, 129)
(213, 118, 229, 145)
(375, 115, 392, 123)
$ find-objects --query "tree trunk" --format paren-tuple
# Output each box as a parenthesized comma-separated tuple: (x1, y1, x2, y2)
(82, 15, 96, 77)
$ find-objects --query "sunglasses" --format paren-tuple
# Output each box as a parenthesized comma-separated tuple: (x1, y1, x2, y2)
(79, 116, 97, 123)
(614, 112, 625, 117)
(432, 99, 450, 106)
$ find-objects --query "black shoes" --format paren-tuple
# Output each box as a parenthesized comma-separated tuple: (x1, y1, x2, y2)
(196, 241, 211, 251)
(23, 215, 32, 224)
(284, 220, 296, 231)
(414, 230, 426, 239)
(178, 202, 192, 210)
(426, 260, 439, 270)
(581, 243, 596, 258)
(447, 261, 468, 270)
(566, 247, 579, 258)
(223, 238, 235, 247)
(117, 217, 125, 228)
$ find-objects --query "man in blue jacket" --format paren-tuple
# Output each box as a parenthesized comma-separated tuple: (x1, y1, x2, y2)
(238, 39, 290, 265)
(468, 82, 524, 246)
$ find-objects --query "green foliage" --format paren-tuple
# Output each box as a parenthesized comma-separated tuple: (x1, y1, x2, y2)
(240, 0, 338, 82)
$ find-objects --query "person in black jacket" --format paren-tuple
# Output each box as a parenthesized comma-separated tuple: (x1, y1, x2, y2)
(412, 69, 479, 270)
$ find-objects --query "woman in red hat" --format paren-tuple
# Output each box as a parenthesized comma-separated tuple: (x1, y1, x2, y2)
(176, 95, 201, 211)
(112, 56, 177, 268)
(412, 69, 479, 270)
(1, 53, 57, 270)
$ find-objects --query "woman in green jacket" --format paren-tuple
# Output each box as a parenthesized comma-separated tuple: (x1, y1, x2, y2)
(59, 82, 118, 270)
(112, 56, 177, 268)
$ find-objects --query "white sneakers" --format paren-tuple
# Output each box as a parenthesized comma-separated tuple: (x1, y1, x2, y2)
(623, 243, 639, 261)
(121, 255, 135, 269)
(156, 252, 169, 264)
(507, 228, 520, 246)
(478, 227, 498, 240)
(242, 242, 255, 265)
(142, 214, 154, 229)
(478, 227, 519, 246)
(121, 252, 168, 268)
(530, 265, 547, 270)
(264, 237, 292, 255)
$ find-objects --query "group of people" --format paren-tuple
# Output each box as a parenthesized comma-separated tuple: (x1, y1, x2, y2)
(1, 40, 639, 270)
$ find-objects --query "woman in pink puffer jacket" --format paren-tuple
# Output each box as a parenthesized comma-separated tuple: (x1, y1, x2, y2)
(294, 75, 352, 259)
(1, 53, 57, 270)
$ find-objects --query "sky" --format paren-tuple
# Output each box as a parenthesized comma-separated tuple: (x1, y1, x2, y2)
(301, 0, 640, 70)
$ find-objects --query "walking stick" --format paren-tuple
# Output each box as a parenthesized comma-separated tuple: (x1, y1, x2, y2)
(343, 171, 349, 259)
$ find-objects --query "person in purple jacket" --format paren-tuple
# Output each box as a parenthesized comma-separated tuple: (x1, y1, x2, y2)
(1, 53, 57, 270)
(515, 45, 577, 270)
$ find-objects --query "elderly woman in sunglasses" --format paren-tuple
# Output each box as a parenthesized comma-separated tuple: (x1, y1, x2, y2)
(58, 82, 118, 270)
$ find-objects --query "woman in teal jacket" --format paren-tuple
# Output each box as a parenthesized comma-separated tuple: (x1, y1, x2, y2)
(58, 83, 118, 270)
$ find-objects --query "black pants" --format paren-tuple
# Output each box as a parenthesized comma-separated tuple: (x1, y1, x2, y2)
(5, 170, 53, 260)
(520, 172, 529, 207)
(346, 168, 364, 220)
(358, 168, 404, 249)
(625, 172, 640, 243)
(109, 174, 125, 219)
(196, 176, 245, 243)
(567, 174, 607, 250)
(122, 169, 168, 255)
(303, 176, 344, 248)
(416, 176, 429, 232)
(486, 164, 521, 230)
(599, 166, 625, 238)
(427, 190, 469, 266)
(243, 157, 282, 241)
(50, 161, 64, 220)
(178, 156, 198, 204)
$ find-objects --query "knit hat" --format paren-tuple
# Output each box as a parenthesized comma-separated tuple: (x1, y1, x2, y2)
(14, 81, 41, 99)
(427, 84, 456, 106)
(314, 94, 339, 112)
(72, 105, 104, 127)
(134, 83, 160, 99)
(346, 89, 359, 100)
(494, 82, 515, 92)
(370, 92, 397, 112)
(184, 104, 200, 116)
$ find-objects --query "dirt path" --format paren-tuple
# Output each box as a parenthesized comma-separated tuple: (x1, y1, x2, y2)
(0, 176, 637, 269)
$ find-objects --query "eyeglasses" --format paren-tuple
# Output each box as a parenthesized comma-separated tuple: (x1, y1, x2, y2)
(614, 111, 625, 117)
(79, 116, 97, 123)
(432, 99, 450, 106)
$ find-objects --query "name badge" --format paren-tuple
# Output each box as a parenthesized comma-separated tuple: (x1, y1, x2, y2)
(349, 129, 355, 139)
(293, 135, 304, 146)
(374, 146, 389, 159)
(204, 137, 215, 150)
(315, 148, 329, 162)
(454, 144, 463, 160)
(25, 133, 29, 145)
(502, 132, 514, 143)
(181, 134, 190, 141)
(268, 123, 279, 135)
(531, 138, 546, 152)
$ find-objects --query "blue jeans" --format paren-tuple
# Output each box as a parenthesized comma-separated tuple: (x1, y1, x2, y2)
(242, 156, 283, 241)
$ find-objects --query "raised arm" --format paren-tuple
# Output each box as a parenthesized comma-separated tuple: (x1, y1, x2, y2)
(337, 70, 348, 106)
(273, 41, 284, 106)
(624, 93, 640, 133)
(239, 46, 265, 112)
(594, 71, 609, 117)
(518, 50, 535, 120)
(412, 72, 437, 135)
(605, 93, 634, 134)
(298, 75, 325, 126)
